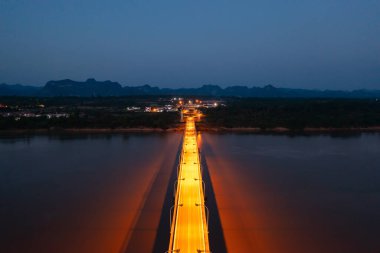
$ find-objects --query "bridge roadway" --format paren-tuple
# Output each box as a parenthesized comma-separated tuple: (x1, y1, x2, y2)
(168, 116, 210, 253)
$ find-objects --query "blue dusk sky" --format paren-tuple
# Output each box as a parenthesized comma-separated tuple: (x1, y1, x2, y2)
(1, 0, 379, 89)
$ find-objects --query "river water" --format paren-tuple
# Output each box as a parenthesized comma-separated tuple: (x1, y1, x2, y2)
(201, 133, 380, 253)
(0, 133, 181, 253)
(1, 133, 380, 253)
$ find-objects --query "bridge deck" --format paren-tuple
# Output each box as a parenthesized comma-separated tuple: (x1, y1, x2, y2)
(168, 117, 210, 253)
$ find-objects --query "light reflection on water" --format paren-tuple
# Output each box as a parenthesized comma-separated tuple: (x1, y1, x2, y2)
(0, 133, 181, 253)
(1, 132, 380, 253)
(202, 133, 380, 253)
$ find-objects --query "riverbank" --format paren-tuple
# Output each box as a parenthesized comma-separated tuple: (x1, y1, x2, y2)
(2, 125, 380, 135)
(197, 125, 380, 133)
(0, 126, 185, 134)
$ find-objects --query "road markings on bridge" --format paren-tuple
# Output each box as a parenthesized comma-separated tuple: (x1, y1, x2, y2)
(168, 116, 210, 253)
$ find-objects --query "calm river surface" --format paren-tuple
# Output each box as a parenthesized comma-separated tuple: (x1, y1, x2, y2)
(0, 133, 181, 253)
(201, 133, 380, 253)
(1, 133, 380, 253)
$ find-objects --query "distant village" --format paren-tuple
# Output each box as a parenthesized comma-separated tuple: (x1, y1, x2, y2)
(0, 103, 70, 121)
(126, 98, 221, 113)
(0, 97, 223, 121)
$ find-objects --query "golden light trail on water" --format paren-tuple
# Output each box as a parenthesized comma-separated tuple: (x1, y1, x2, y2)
(168, 116, 210, 253)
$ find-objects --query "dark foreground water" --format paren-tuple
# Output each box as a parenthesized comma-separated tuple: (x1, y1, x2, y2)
(0, 134, 181, 253)
(1, 133, 380, 253)
(201, 133, 380, 253)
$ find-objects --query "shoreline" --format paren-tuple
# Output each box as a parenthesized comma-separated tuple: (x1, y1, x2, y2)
(1, 126, 380, 135)
(0, 127, 185, 134)
(197, 126, 380, 134)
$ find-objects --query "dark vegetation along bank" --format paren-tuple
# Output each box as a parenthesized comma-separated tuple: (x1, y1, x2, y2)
(200, 98, 380, 131)
(0, 112, 179, 130)
(1, 97, 380, 132)
(0, 97, 180, 131)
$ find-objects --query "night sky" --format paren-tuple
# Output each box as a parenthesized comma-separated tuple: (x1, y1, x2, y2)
(1, 0, 379, 89)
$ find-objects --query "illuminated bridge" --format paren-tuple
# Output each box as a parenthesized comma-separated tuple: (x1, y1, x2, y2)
(168, 116, 210, 253)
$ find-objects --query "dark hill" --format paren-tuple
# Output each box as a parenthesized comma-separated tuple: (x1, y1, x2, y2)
(41, 78, 123, 96)
(0, 78, 379, 98)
